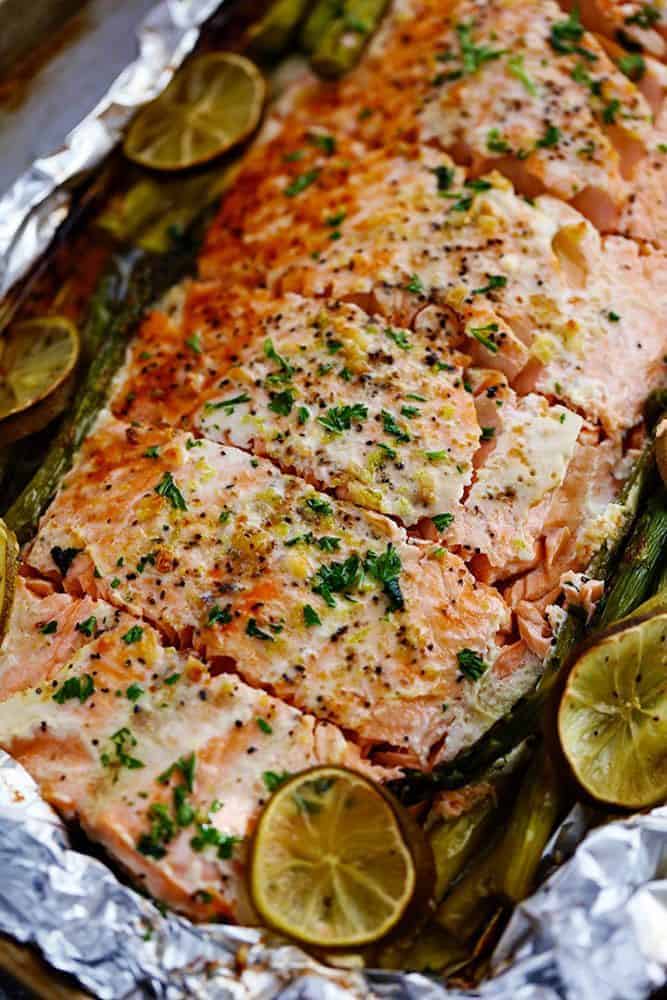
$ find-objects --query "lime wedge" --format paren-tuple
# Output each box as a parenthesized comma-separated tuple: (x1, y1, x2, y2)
(559, 611, 667, 808)
(249, 766, 429, 948)
(124, 53, 266, 172)
(0, 519, 18, 643)
(0, 316, 79, 444)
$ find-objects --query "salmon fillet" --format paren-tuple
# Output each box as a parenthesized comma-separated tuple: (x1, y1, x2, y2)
(202, 135, 667, 436)
(22, 412, 544, 766)
(0, 587, 377, 922)
(569, 0, 667, 62)
(272, 0, 663, 236)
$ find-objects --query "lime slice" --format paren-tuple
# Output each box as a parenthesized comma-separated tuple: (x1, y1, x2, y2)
(559, 612, 667, 808)
(0, 317, 79, 445)
(249, 767, 426, 948)
(124, 53, 266, 171)
(0, 519, 18, 643)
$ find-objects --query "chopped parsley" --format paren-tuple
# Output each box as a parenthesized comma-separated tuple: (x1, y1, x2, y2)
(154, 471, 187, 511)
(317, 403, 368, 433)
(381, 410, 410, 442)
(507, 53, 537, 95)
(246, 618, 274, 641)
(432, 164, 455, 191)
(40, 620, 57, 635)
(50, 545, 82, 576)
(401, 405, 420, 418)
(303, 604, 322, 627)
(472, 274, 507, 295)
(405, 274, 424, 294)
(143, 446, 160, 459)
(486, 128, 511, 154)
(101, 727, 144, 772)
(263, 770, 291, 792)
(207, 603, 232, 626)
(625, 5, 661, 28)
(432, 513, 454, 531)
(191, 826, 240, 859)
(480, 425, 496, 441)
(326, 209, 346, 226)
(308, 132, 336, 155)
(607, 311, 621, 323)
(122, 625, 144, 645)
(469, 322, 500, 353)
(126, 684, 144, 702)
(205, 392, 251, 413)
(158, 752, 196, 792)
(618, 52, 646, 80)
(136, 552, 156, 574)
(455, 21, 505, 75)
(53, 673, 94, 704)
(257, 718, 273, 734)
(549, 8, 596, 60)
(268, 389, 295, 416)
(364, 543, 404, 612)
(76, 616, 97, 637)
(264, 338, 293, 382)
(312, 554, 364, 607)
(406, 392, 427, 402)
(537, 125, 561, 148)
(164, 673, 181, 685)
(185, 332, 202, 354)
(457, 648, 488, 681)
(385, 326, 411, 350)
(317, 536, 340, 552)
(378, 442, 397, 460)
(297, 405, 310, 425)
(285, 169, 320, 197)
(305, 496, 333, 517)
(602, 99, 621, 124)
(426, 450, 448, 461)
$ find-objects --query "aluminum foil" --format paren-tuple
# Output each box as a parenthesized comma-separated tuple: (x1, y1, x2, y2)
(0, 0, 222, 298)
(1, 748, 666, 1000)
(1, 1, 667, 996)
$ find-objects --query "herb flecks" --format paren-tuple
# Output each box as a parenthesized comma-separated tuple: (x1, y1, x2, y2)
(155, 471, 187, 511)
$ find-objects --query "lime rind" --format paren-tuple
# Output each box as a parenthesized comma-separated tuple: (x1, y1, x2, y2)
(559, 612, 667, 808)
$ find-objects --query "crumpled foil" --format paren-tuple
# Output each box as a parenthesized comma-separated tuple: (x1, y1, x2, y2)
(0, 0, 222, 298)
(0, 1, 666, 996)
(1, 749, 666, 1000)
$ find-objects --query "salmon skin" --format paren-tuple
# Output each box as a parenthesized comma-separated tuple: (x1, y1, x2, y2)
(1, 0, 666, 929)
(0, 582, 378, 922)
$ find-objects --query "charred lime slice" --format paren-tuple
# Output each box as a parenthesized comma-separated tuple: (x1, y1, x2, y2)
(559, 611, 667, 809)
(249, 766, 429, 948)
(124, 53, 266, 171)
(0, 317, 79, 444)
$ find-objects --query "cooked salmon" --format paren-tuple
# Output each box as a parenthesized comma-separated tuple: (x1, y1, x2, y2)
(0, 589, 378, 922)
(272, 0, 663, 236)
(23, 412, 541, 766)
(569, 0, 667, 63)
(203, 136, 667, 436)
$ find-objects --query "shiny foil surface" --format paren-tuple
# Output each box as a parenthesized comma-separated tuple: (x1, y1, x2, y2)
(0, 1, 666, 996)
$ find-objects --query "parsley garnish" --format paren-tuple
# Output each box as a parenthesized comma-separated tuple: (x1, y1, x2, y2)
(40, 620, 57, 635)
(136, 552, 156, 574)
(246, 618, 274, 641)
(381, 410, 410, 442)
(625, 5, 661, 28)
(432, 513, 454, 531)
(53, 674, 94, 704)
(469, 323, 500, 353)
(308, 132, 336, 155)
(385, 327, 411, 350)
(537, 125, 560, 148)
(208, 603, 232, 626)
(401, 405, 420, 418)
(608, 311, 621, 322)
(264, 338, 294, 382)
(268, 389, 295, 416)
(122, 625, 144, 645)
(297, 406, 310, 424)
(507, 53, 537, 95)
(378, 442, 397, 460)
(473, 274, 507, 295)
(158, 752, 196, 792)
(303, 604, 322, 627)
(155, 471, 187, 510)
(326, 210, 346, 226)
(481, 426, 496, 441)
(257, 718, 273, 734)
(457, 648, 488, 680)
(101, 727, 144, 772)
(312, 554, 364, 607)
(603, 99, 621, 124)
(455, 21, 505, 74)
(143, 446, 160, 459)
(364, 543, 404, 612)
(185, 332, 202, 354)
(317, 403, 368, 433)
(76, 616, 97, 637)
(263, 770, 291, 792)
(618, 53, 646, 80)
(285, 169, 320, 196)
(432, 164, 455, 191)
(549, 8, 596, 60)
(204, 392, 251, 413)
(486, 128, 510, 153)
(405, 274, 424, 294)
(305, 496, 333, 516)
(126, 684, 144, 702)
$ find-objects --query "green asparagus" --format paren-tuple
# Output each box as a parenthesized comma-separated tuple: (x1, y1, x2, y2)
(249, 0, 311, 58)
(310, 0, 390, 77)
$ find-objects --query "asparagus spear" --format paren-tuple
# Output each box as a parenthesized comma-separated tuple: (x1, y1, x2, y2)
(389, 435, 657, 804)
(301, 0, 341, 53)
(249, 0, 311, 58)
(4, 228, 203, 544)
(435, 749, 563, 938)
(596, 488, 667, 628)
(310, 0, 390, 77)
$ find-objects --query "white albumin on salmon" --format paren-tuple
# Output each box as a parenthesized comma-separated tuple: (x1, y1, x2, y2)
(0, 587, 377, 922)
